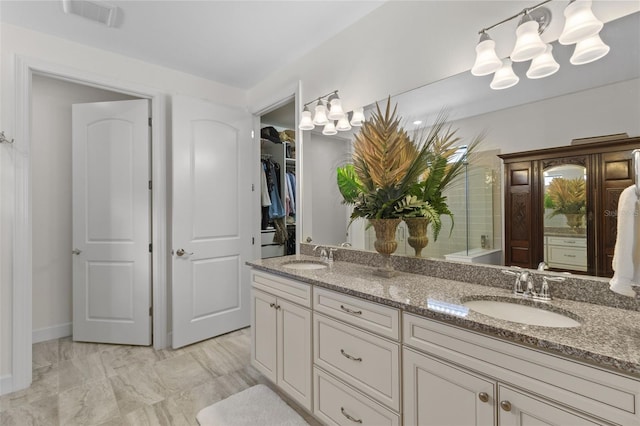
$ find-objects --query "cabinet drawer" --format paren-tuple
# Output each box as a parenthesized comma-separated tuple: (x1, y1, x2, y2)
(547, 245, 587, 268)
(547, 236, 587, 247)
(403, 313, 640, 425)
(314, 367, 400, 426)
(314, 313, 400, 411)
(313, 287, 400, 340)
(251, 270, 311, 307)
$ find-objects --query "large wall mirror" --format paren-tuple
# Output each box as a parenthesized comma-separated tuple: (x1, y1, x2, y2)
(300, 11, 640, 278)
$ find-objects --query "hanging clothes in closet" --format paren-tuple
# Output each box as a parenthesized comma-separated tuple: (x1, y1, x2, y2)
(260, 157, 288, 244)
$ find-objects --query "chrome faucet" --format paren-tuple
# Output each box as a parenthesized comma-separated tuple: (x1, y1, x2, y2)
(537, 261, 549, 271)
(502, 267, 526, 294)
(313, 245, 329, 262)
(538, 276, 566, 301)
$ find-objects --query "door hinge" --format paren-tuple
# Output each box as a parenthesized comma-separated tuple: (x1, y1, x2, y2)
(149, 306, 152, 316)
(251, 130, 255, 139)
(149, 243, 152, 253)
(251, 184, 255, 191)
(148, 117, 152, 127)
(148, 180, 152, 190)
(252, 237, 255, 245)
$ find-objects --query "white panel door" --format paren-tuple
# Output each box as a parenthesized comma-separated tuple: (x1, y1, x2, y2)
(172, 95, 252, 348)
(72, 99, 151, 345)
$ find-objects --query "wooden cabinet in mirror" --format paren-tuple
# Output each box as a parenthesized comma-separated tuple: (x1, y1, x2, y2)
(499, 136, 639, 277)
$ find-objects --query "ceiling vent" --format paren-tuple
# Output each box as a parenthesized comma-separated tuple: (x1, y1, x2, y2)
(61, 0, 119, 28)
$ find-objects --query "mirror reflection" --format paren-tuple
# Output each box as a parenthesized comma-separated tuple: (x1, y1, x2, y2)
(301, 11, 639, 277)
(543, 165, 588, 272)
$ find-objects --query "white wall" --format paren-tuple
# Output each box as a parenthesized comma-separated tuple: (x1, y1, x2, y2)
(1, 23, 248, 378)
(248, 1, 639, 117)
(449, 78, 640, 155)
(30, 75, 138, 343)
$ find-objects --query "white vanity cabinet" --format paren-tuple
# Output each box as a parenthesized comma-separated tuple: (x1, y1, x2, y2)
(250, 271, 312, 411)
(403, 313, 640, 426)
(313, 288, 402, 425)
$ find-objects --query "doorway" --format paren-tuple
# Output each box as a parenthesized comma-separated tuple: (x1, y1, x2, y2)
(31, 75, 144, 345)
(8, 56, 167, 394)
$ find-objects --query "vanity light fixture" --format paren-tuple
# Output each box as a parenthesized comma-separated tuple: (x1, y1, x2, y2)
(527, 44, 560, 78)
(569, 33, 610, 65)
(350, 107, 365, 127)
(510, 10, 547, 62)
(491, 58, 520, 90)
(299, 90, 362, 133)
(322, 121, 337, 136)
(472, 0, 609, 90)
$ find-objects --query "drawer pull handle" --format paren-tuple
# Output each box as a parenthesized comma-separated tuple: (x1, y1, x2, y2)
(500, 400, 512, 412)
(478, 392, 489, 403)
(340, 407, 362, 424)
(563, 254, 577, 258)
(340, 305, 362, 315)
(340, 349, 362, 362)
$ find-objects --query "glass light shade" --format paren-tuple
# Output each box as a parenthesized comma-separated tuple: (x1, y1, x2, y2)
(327, 97, 344, 120)
(510, 18, 547, 62)
(471, 33, 502, 76)
(336, 116, 352, 131)
(350, 107, 365, 126)
(526, 44, 560, 79)
(313, 101, 328, 126)
(559, 0, 603, 45)
(490, 59, 519, 90)
(322, 121, 337, 136)
(298, 108, 315, 130)
(570, 34, 610, 65)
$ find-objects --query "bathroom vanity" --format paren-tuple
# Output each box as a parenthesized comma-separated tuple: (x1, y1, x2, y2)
(247, 254, 640, 426)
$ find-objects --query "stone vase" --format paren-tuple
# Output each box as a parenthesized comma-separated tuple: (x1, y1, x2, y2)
(405, 217, 430, 257)
(369, 218, 401, 278)
(564, 213, 584, 232)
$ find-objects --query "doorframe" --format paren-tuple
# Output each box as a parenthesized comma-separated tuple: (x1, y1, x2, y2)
(10, 55, 167, 392)
(251, 81, 303, 259)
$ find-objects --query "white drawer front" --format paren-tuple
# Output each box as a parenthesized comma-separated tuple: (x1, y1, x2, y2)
(314, 367, 400, 426)
(547, 236, 587, 247)
(313, 287, 400, 340)
(314, 314, 400, 411)
(261, 230, 276, 245)
(547, 245, 587, 268)
(403, 313, 640, 426)
(251, 270, 311, 307)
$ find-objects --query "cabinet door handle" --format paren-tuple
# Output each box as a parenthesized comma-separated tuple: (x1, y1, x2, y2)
(340, 305, 362, 315)
(500, 400, 512, 412)
(340, 407, 363, 424)
(275, 304, 281, 310)
(478, 392, 489, 403)
(340, 349, 362, 362)
(269, 303, 275, 308)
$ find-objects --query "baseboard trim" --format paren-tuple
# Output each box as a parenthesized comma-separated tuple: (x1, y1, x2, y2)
(32, 322, 72, 344)
(0, 373, 13, 396)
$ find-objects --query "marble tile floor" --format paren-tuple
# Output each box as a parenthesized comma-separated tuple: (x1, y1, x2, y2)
(1, 328, 321, 426)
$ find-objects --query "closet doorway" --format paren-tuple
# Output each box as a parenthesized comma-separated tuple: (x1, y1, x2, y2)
(259, 99, 298, 259)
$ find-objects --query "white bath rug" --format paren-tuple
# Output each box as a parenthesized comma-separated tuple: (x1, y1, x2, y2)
(196, 384, 309, 426)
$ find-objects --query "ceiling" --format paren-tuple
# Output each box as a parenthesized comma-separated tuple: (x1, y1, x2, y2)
(0, 0, 386, 89)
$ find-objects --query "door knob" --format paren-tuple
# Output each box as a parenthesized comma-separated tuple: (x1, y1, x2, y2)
(478, 392, 489, 403)
(500, 400, 512, 412)
(176, 248, 193, 257)
(72, 248, 82, 255)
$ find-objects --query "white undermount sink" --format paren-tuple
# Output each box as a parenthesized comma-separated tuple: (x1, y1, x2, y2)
(282, 260, 328, 270)
(463, 299, 581, 328)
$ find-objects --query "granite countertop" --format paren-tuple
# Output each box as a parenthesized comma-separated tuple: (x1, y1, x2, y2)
(247, 255, 640, 379)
